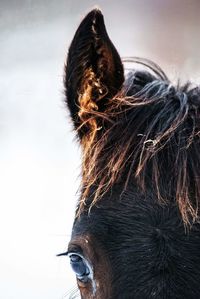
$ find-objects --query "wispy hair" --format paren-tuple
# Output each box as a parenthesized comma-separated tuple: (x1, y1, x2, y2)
(77, 58, 200, 227)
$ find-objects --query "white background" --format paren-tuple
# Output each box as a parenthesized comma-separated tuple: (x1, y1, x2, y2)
(1, 1, 200, 298)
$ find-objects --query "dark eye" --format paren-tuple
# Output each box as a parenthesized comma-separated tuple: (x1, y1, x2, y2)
(69, 253, 91, 283)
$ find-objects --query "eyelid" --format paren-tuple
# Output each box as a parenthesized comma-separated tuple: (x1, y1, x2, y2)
(68, 252, 86, 262)
(57, 245, 84, 257)
(68, 244, 84, 255)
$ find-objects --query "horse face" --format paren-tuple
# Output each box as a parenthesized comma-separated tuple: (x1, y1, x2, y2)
(67, 189, 200, 299)
(63, 9, 200, 299)
(68, 191, 180, 299)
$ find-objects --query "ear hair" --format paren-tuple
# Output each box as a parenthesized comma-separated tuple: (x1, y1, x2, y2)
(64, 9, 124, 139)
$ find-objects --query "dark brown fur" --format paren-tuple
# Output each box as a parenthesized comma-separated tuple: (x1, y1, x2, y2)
(62, 9, 200, 299)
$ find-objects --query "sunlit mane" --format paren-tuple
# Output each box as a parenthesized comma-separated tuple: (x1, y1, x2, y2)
(76, 58, 200, 226)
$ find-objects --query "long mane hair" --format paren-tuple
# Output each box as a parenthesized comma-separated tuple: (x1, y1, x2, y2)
(75, 57, 200, 227)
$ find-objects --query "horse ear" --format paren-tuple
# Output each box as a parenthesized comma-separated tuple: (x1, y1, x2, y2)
(64, 9, 124, 138)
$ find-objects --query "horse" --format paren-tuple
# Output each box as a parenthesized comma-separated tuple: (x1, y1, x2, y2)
(59, 9, 200, 299)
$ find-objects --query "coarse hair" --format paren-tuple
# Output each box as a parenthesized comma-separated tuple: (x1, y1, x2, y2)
(76, 57, 200, 227)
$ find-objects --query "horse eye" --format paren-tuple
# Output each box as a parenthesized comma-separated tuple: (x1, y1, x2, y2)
(69, 253, 90, 283)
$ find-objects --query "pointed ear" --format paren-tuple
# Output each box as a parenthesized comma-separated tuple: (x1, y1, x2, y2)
(64, 9, 124, 138)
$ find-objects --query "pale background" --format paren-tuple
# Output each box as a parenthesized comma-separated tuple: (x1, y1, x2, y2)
(1, 1, 200, 298)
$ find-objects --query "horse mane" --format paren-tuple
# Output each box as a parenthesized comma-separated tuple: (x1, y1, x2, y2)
(76, 57, 200, 227)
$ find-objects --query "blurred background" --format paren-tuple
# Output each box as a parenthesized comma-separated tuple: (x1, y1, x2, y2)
(1, 0, 200, 298)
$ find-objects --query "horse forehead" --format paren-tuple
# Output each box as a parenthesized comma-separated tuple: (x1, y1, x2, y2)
(72, 191, 181, 246)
